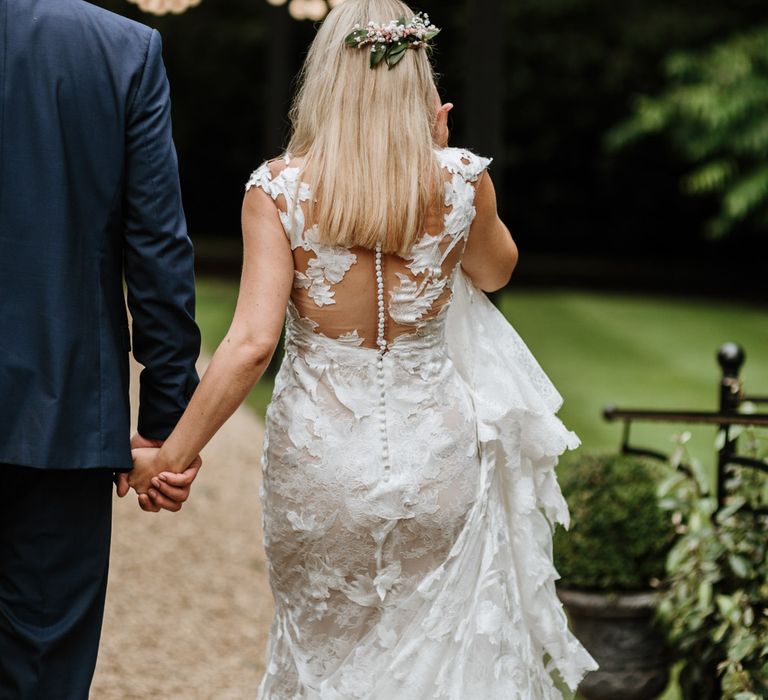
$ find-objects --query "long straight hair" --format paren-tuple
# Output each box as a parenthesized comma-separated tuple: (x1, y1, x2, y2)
(286, 0, 443, 256)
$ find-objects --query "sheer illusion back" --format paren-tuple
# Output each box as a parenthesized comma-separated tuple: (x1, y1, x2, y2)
(247, 147, 596, 700)
(246, 147, 488, 350)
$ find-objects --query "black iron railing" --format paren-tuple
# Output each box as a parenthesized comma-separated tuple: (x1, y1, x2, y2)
(603, 342, 768, 511)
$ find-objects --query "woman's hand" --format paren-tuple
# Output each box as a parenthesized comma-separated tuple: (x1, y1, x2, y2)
(432, 100, 453, 148)
(434, 101, 454, 148)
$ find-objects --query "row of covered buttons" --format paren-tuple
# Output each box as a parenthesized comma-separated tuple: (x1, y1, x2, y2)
(375, 243, 390, 482)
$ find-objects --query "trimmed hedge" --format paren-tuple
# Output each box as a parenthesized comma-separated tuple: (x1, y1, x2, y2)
(554, 452, 674, 591)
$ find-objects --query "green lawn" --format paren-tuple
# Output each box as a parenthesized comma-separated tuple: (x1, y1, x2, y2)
(196, 277, 768, 700)
(498, 290, 768, 471)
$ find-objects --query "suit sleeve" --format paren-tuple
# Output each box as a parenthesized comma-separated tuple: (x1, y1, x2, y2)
(123, 29, 201, 440)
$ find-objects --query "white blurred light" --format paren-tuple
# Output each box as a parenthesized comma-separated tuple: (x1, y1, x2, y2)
(288, 0, 307, 20)
(127, 0, 201, 15)
(288, 0, 333, 20)
(305, 0, 328, 20)
(126, 0, 342, 19)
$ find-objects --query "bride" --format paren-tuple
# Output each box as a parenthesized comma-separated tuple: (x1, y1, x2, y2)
(131, 0, 597, 697)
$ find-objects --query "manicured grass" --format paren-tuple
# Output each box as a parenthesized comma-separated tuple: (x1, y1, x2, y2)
(497, 289, 768, 474)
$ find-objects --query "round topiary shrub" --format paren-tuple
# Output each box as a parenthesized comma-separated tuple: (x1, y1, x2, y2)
(554, 452, 674, 592)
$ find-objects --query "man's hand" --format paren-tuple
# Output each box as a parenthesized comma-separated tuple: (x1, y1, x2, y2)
(128, 447, 168, 495)
(131, 433, 164, 450)
(115, 433, 164, 498)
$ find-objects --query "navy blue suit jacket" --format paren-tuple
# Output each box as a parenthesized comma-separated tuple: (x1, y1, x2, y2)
(0, 0, 201, 471)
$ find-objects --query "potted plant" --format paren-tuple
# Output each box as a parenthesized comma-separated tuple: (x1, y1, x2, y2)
(554, 452, 675, 700)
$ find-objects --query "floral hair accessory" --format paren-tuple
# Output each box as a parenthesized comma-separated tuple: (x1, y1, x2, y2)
(344, 13, 441, 70)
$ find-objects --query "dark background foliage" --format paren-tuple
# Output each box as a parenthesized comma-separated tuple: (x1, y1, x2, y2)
(93, 0, 768, 276)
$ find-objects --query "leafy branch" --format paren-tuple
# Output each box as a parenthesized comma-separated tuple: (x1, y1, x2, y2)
(658, 432, 768, 699)
(608, 28, 768, 238)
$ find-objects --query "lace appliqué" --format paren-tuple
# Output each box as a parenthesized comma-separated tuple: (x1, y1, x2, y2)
(387, 148, 491, 330)
(294, 233, 358, 307)
(246, 164, 358, 307)
(389, 273, 449, 326)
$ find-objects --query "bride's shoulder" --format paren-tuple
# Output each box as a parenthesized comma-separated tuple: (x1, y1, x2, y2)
(435, 146, 493, 183)
(245, 154, 303, 198)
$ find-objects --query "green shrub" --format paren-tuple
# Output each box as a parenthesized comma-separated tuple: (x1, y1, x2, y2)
(658, 433, 768, 700)
(554, 452, 674, 591)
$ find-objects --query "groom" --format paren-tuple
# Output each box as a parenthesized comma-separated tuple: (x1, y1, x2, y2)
(0, 0, 202, 697)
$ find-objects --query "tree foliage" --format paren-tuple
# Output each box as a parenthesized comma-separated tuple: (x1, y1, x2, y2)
(609, 28, 768, 238)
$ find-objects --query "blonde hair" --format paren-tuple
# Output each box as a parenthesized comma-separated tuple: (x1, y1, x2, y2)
(286, 0, 443, 256)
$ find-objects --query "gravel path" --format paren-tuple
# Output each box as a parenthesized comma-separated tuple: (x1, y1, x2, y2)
(91, 357, 273, 699)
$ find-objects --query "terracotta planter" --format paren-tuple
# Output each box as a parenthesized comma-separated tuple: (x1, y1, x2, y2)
(557, 588, 670, 700)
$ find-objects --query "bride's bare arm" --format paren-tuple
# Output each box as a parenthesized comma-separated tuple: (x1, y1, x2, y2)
(461, 172, 518, 292)
(130, 187, 293, 488)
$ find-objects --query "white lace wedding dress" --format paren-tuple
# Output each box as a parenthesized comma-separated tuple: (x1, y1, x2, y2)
(246, 148, 597, 700)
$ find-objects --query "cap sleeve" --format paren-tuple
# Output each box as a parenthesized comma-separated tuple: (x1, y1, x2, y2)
(437, 147, 493, 183)
(245, 161, 281, 198)
(244, 159, 313, 248)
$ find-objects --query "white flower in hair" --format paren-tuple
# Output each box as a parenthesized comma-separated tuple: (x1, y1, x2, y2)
(344, 12, 441, 70)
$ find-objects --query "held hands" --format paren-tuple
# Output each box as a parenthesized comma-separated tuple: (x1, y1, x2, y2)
(129, 448, 202, 513)
(115, 433, 202, 513)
